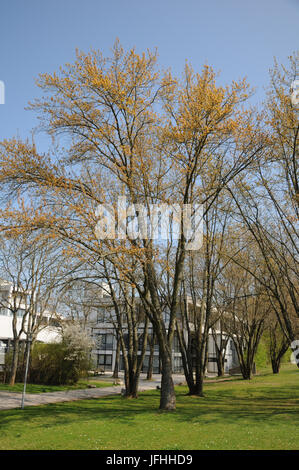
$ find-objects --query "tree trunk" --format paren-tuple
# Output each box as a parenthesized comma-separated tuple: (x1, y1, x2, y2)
(146, 333, 155, 380)
(146, 351, 153, 380)
(192, 331, 209, 397)
(240, 363, 252, 380)
(194, 355, 205, 396)
(159, 348, 176, 410)
(176, 325, 196, 395)
(269, 335, 290, 375)
(9, 339, 20, 386)
(271, 358, 280, 374)
(195, 371, 205, 396)
(217, 356, 225, 377)
(113, 336, 120, 379)
(125, 369, 139, 398)
(122, 360, 140, 398)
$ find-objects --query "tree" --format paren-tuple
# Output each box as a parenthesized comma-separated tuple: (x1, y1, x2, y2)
(219, 246, 269, 380)
(0, 42, 267, 409)
(174, 195, 233, 394)
(226, 54, 299, 352)
(264, 310, 290, 374)
(100, 261, 150, 398)
(210, 309, 230, 377)
(0, 234, 63, 385)
(146, 330, 156, 380)
(63, 259, 150, 398)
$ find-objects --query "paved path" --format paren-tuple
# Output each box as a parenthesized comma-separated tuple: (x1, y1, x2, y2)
(0, 374, 186, 411)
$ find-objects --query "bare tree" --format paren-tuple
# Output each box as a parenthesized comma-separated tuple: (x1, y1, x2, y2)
(225, 54, 299, 352)
(0, 234, 63, 385)
(219, 254, 269, 380)
(264, 308, 291, 374)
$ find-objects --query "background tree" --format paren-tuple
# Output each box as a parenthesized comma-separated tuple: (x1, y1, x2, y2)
(264, 310, 291, 374)
(210, 309, 231, 377)
(220, 249, 270, 380)
(174, 194, 233, 394)
(226, 53, 299, 352)
(0, 234, 63, 385)
(101, 261, 150, 398)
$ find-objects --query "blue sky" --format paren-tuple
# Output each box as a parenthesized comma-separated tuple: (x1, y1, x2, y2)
(0, 0, 298, 151)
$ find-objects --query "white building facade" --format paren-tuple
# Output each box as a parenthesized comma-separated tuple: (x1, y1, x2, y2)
(0, 280, 61, 368)
(88, 295, 239, 375)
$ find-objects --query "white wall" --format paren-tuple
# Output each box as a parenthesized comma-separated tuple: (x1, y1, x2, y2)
(0, 315, 61, 343)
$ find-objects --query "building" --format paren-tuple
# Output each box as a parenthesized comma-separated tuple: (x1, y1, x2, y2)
(86, 289, 239, 375)
(0, 280, 61, 369)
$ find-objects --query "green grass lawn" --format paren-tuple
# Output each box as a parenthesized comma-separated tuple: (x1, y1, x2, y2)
(0, 380, 115, 394)
(0, 364, 298, 450)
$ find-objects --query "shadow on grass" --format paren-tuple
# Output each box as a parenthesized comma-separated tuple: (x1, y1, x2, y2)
(0, 366, 298, 434)
(1, 384, 298, 434)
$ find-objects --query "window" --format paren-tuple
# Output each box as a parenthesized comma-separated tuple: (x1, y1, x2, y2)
(173, 356, 183, 373)
(208, 357, 217, 362)
(97, 308, 113, 323)
(15, 293, 28, 305)
(173, 333, 180, 353)
(138, 333, 145, 351)
(123, 333, 129, 349)
(153, 355, 160, 373)
(97, 354, 112, 371)
(140, 354, 160, 374)
(97, 309, 106, 323)
(96, 333, 114, 350)
(146, 333, 159, 352)
(17, 309, 26, 318)
(0, 290, 8, 299)
(136, 305, 145, 322)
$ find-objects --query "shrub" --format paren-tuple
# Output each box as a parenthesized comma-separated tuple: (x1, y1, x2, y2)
(29, 324, 94, 385)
